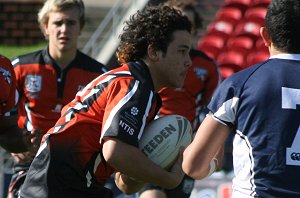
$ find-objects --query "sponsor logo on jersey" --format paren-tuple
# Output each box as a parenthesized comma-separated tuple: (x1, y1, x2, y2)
(0, 66, 11, 84)
(25, 75, 42, 92)
(119, 119, 135, 135)
(291, 152, 300, 161)
(131, 107, 139, 116)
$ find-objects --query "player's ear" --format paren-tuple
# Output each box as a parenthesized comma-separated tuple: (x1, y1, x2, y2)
(147, 44, 160, 62)
(260, 27, 271, 47)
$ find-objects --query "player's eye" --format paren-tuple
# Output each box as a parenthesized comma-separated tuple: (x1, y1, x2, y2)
(66, 20, 76, 26)
(53, 21, 63, 27)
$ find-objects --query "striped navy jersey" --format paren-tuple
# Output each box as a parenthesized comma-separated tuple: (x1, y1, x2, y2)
(208, 54, 300, 198)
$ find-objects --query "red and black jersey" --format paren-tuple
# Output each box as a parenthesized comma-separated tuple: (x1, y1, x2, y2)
(12, 48, 107, 133)
(41, 61, 161, 184)
(158, 49, 220, 130)
(0, 55, 16, 115)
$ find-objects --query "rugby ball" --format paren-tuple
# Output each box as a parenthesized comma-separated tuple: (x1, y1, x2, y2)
(139, 114, 193, 169)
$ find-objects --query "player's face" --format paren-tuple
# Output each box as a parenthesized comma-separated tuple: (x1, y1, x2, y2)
(45, 7, 81, 53)
(157, 30, 192, 88)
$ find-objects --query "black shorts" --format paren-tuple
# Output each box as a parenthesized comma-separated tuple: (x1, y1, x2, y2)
(139, 175, 195, 198)
(19, 137, 113, 198)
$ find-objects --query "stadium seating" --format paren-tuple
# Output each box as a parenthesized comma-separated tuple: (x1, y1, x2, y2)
(234, 21, 261, 41)
(215, 7, 243, 27)
(251, 0, 271, 8)
(224, 0, 251, 12)
(255, 38, 268, 53)
(206, 20, 234, 41)
(226, 36, 254, 56)
(217, 50, 244, 79)
(197, 35, 225, 59)
(244, 7, 267, 25)
(196, 0, 271, 79)
(246, 50, 269, 67)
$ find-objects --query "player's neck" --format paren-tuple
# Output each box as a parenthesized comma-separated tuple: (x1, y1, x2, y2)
(49, 48, 77, 69)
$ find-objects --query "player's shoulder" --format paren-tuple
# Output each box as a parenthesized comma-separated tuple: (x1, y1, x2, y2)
(76, 51, 108, 73)
(224, 60, 271, 84)
(11, 49, 44, 67)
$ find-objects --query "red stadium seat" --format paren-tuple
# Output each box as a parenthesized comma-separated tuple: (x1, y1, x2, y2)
(244, 7, 267, 25)
(197, 35, 225, 59)
(234, 21, 261, 41)
(219, 67, 236, 80)
(251, 0, 271, 8)
(224, 0, 251, 13)
(206, 20, 234, 41)
(226, 36, 254, 56)
(246, 50, 269, 67)
(217, 50, 244, 77)
(216, 7, 243, 26)
(255, 38, 268, 53)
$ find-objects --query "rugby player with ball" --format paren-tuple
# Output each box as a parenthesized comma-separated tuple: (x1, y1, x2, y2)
(19, 5, 193, 198)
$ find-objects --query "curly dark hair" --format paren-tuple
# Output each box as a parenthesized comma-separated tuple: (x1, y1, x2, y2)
(116, 5, 192, 64)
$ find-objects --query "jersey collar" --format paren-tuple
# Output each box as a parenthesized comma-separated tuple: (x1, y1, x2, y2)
(270, 53, 300, 61)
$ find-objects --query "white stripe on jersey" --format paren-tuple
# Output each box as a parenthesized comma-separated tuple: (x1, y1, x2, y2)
(214, 97, 239, 123)
(100, 80, 140, 143)
(11, 58, 19, 66)
(25, 103, 34, 131)
(77, 74, 115, 98)
(138, 91, 154, 140)
(232, 130, 257, 198)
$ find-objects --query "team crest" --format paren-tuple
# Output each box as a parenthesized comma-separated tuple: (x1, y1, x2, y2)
(25, 75, 42, 92)
(0, 66, 11, 84)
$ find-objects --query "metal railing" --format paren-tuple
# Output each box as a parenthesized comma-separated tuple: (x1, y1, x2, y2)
(82, 0, 149, 64)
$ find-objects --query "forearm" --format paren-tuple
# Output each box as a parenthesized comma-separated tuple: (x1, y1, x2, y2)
(103, 138, 183, 189)
(114, 172, 145, 194)
(182, 115, 230, 179)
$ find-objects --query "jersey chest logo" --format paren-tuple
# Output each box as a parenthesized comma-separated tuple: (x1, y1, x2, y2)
(25, 75, 42, 93)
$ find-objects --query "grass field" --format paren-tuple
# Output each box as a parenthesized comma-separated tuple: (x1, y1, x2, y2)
(0, 42, 47, 59)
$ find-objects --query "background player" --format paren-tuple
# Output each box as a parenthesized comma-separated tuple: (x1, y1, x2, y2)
(0, 55, 39, 153)
(19, 5, 192, 198)
(183, 0, 300, 197)
(6, 0, 108, 197)
(138, 1, 221, 198)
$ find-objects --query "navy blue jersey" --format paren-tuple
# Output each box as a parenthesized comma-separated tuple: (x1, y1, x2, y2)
(208, 54, 300, 197)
